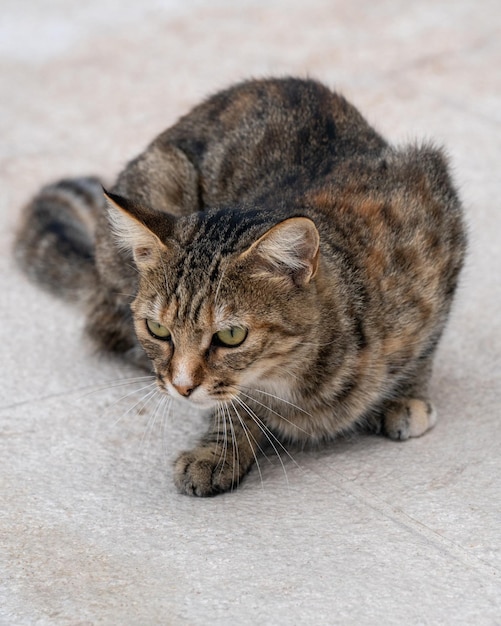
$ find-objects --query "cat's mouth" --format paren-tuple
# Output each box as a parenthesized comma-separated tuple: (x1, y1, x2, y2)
(155, 377, 231, 408)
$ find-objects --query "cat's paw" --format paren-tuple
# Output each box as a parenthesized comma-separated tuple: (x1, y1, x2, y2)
(382, 398, 437, 441)
(173, 448, 242, 497)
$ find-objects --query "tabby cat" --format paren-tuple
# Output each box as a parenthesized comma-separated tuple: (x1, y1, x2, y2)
(15, 77, 466, 496)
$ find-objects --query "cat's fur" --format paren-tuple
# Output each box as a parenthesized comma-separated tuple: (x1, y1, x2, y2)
(15, 77, 466, 496)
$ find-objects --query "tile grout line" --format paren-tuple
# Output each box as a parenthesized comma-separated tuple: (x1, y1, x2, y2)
(0, 376, 154, 414)
(0, 391, 78, 414)
(314, 462, 501, 583)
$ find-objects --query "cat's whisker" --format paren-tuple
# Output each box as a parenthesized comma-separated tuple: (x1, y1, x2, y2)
(221, 404, 230, 475)
(109, 384, 159, 429)
(214, 402, 224, 452)
(222, 404, 234, 487)
(160, 396, 173, 460)
(223, 402, 240, 491)
(140, 388, 166, 453)
(224, 404, 237, 488)
(92, 381, 159, 433)
(233, 395, 302, 488)
(237, 384, 314, 419)
(216, 403, 230, 479)
(78, 375, 156, 399)
(233, 387, 312, 438)
(229, 399, 265, 491)
(229, 399, 272, 464)
(232, 397, 292, 489)
(104, 381, 158, 418)
(214, 403, 223, 470)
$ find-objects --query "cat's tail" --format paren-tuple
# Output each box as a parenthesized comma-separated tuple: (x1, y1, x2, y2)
(14, 176, 105, 302)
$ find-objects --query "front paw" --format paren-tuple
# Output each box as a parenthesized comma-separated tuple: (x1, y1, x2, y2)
(173, 448, 242, 496)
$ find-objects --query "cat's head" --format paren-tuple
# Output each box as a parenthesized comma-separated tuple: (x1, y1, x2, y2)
(105, 192, 320, 408)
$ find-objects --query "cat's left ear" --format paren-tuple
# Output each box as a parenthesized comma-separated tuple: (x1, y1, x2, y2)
(241, 217, 320, 287)
(104, 190, 173, 269)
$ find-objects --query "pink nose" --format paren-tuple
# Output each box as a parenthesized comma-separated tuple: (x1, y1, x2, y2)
(173, 384, 196, 397)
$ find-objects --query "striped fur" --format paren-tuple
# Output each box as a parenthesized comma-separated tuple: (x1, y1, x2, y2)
(14, 78, 467, 496)
(15, 177, 104, 300)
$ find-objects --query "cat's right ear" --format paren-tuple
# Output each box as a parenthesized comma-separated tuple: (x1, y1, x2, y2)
(103, 190, 172, 269)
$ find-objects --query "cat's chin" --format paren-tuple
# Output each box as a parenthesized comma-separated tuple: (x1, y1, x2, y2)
(160, 386, 221, 410)
(185, 397, 220, 409)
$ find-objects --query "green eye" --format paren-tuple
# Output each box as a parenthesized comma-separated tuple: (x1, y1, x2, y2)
(146, 319, 171, 340)
(214, 326, 248, 347)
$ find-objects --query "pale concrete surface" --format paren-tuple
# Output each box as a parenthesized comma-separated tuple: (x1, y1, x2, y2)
(1, 1, 500, 624)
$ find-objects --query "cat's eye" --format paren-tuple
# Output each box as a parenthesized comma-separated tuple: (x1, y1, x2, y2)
(146, 319, 171, 340)
(214, 326, 248, 348)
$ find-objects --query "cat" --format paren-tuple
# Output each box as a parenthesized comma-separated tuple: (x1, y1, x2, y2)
(14, 77, 466, 496)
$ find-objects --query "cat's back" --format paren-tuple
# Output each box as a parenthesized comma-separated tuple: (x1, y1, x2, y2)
(154, 78, 387, 205)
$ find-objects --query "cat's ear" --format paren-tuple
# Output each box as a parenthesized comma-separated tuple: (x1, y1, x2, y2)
(241, 217, 320, 286)
(103, 190, 172, 269)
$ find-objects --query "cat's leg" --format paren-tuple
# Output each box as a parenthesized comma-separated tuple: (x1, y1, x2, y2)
(378, 356, 437, 441)
(173, 405, 264, 496)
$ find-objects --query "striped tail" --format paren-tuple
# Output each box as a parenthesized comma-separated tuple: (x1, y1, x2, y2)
(14, 176, 105, 302)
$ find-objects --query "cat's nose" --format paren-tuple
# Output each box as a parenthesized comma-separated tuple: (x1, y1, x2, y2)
(173, 383, 196, 398)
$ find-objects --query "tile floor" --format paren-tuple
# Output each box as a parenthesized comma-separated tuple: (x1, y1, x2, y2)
(1, 1, 500, 624)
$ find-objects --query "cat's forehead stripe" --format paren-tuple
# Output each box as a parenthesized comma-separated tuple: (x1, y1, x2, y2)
(186, 208, 272, 256)
(189, 288, 211, 324)
(173, 229, 227, 320)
